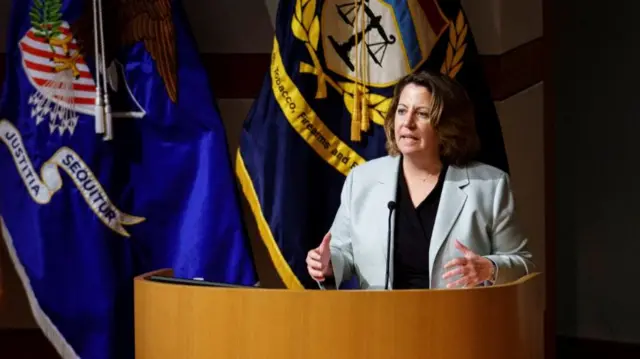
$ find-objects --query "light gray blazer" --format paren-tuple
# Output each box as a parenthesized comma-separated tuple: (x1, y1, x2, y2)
(327, 155, 535, 289)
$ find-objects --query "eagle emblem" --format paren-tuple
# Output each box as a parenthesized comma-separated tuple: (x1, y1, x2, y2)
(70, 0, 178, 103)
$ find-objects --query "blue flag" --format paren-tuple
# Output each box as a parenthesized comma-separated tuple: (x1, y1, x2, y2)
(237, 0, 508, 289)
(0, 0, 256, 358)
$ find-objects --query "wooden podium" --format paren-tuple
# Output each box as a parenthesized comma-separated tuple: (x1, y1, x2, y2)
(134, 269, 544, 359)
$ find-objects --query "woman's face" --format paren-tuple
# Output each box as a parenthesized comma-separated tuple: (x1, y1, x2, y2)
(393, 83, 439, 158)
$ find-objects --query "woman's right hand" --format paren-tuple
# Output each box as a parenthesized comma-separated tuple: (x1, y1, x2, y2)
(306, 232, 333, 281)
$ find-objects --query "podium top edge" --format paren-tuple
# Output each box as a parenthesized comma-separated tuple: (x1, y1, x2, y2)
(134, 270, 542, 292)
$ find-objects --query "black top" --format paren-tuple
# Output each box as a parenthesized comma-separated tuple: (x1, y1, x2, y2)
(392, 159, 448, 289)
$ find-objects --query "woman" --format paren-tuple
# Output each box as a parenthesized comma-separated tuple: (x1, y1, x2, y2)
(306, 71, 534, 289)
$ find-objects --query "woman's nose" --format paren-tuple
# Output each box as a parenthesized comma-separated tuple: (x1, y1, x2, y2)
(404, 112, 417, 127)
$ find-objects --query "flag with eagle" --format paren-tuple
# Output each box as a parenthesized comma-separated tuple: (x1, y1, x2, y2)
(237, 0, 509, 289)
(0, 0, 257, 358)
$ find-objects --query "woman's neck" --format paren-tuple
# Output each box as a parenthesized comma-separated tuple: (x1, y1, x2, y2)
(402, 154, 442, 180)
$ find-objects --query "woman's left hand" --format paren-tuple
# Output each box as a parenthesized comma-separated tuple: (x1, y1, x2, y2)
(442, 240, 495, 288)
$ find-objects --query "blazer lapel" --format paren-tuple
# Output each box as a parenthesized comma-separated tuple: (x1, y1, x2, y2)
(375, 155, 401, 288)
(429, 165, 469, 282)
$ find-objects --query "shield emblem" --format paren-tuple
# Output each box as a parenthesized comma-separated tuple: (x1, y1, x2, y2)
(19, 23, 97, 114)
(321, 0, 448, 87)
(18, 21, 146, 136)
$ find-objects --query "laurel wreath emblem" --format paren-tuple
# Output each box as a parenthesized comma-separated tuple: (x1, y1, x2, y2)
(440, 10, 468, 78)
(290, 0, 468, 141)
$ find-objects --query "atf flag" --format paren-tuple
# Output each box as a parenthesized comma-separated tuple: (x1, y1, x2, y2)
(237, 0, 508, 289)
(0, 0, 256, 358)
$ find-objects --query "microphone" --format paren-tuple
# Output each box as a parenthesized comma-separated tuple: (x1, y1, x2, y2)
(385, 201, 396, 290)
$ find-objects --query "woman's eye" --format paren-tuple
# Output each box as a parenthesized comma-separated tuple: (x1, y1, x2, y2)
(397, 108, 406, 115)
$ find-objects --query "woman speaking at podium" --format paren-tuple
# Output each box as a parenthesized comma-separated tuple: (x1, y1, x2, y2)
(306, 71, 535, 290)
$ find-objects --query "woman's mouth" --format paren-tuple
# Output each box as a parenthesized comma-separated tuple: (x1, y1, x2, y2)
(400, 135, 419, 143)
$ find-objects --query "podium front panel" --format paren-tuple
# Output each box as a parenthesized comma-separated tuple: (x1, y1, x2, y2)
(134, 272, 544, 359)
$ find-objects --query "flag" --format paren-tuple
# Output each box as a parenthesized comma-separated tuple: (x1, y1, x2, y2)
(237, 0, 508, 289)
(0, 0, 257, 358)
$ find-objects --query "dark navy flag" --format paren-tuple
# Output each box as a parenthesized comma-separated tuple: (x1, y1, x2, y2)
(237, 0, 508, 289)
(0, 0, 256, 358)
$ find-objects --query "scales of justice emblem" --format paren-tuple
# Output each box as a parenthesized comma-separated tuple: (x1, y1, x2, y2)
(292, 0, 467, 142)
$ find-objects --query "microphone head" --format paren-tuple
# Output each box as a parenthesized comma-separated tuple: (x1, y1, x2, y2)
(387, 201, 396, 210)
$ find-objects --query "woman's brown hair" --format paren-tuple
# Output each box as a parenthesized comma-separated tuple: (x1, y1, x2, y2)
(383, 71, 480, 166)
